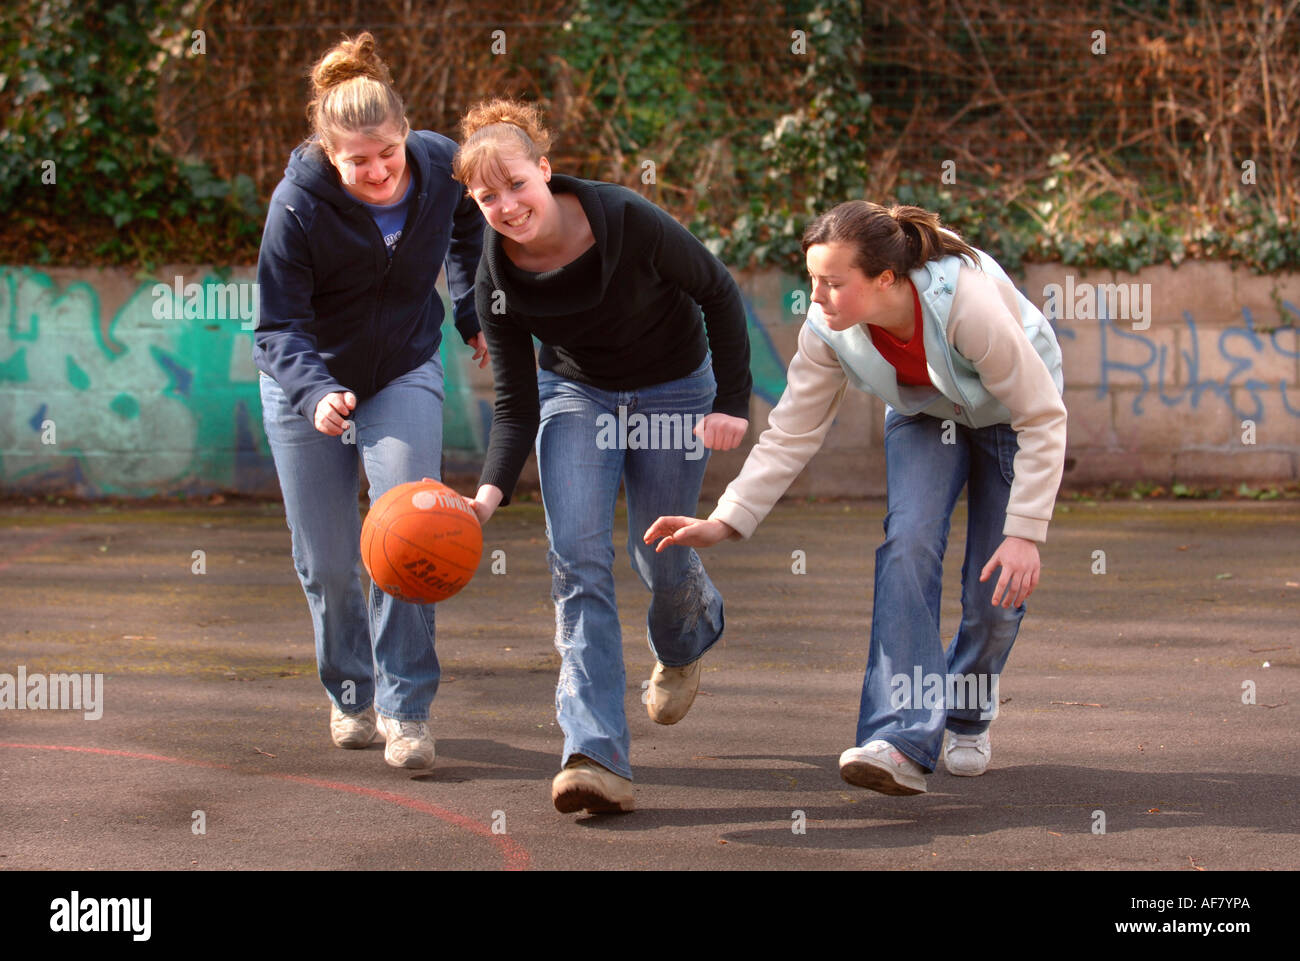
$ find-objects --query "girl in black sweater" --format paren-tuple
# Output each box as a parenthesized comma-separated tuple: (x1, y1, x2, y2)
(453, 100, 751, 813)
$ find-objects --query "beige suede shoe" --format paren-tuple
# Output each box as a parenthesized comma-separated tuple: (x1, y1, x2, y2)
(645, 658, 702, 725)
(551, 755, 635, 813)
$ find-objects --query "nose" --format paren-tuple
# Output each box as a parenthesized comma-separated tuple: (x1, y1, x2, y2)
(811, 281, 827, 304)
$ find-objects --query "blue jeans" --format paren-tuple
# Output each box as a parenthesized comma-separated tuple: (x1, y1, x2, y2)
(855, 408, 1026, 771)
(259, 356, 445, 721)
(536, 359, 726, 780)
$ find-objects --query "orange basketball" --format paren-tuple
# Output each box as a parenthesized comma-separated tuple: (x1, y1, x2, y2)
(361, 479, 483, 603)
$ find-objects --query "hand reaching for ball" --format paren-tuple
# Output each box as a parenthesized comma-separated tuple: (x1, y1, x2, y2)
(643, 516, 736, 553)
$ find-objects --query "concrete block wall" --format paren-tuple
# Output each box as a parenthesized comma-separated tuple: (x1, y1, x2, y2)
(1, 261, 1296, 499)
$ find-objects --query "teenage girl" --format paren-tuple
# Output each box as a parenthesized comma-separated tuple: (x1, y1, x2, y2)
(646, 201, 1066, 795)
(453, 99, 751, 813)
(255, 33, 487, 769)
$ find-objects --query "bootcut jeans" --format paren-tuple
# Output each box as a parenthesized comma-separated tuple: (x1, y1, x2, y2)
(854, 407, 1027, 771)
(535, 357, 726, 780)
(259, 355, 445, 722)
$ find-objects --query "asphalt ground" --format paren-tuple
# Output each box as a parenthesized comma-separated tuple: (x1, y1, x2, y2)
(0, 497, 1296, 874)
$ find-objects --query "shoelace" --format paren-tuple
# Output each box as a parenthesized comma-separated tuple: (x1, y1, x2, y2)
(392, 720, 428, 741)
(949, 734, 988, 754)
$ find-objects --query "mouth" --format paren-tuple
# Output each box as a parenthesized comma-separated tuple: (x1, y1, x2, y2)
(366, 173, 391, 187)
(503, 210, 532, 230)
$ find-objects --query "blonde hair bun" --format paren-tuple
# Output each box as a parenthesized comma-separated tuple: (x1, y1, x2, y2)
(307, 32, 407, 152)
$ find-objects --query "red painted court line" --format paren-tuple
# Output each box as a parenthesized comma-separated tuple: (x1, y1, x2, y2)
(0, 742, 530, 871)
(0, 529, 79, 574)
(278, 774, 530, 870)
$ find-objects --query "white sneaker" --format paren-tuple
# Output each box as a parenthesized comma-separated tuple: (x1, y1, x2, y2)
(944, 729, 991, 776)
(375, 712, 436, 770)
(838, 740, 928, 795)
(329, 703, 376, 749)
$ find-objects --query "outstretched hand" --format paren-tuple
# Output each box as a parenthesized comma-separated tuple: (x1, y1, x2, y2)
(643, 515, 735, 553)
(979, 535, 1041, 608)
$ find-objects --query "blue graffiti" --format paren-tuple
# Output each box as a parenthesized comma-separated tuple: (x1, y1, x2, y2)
(1098, 302, 1300, 420)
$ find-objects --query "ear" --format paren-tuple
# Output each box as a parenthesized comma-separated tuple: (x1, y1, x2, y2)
(538, 156, 552, 182)
(877, 269, 896, 288)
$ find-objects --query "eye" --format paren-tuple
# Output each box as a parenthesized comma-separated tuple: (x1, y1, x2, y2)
(511, 180, 524, 190)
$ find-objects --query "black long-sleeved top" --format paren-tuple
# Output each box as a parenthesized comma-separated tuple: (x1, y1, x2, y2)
(476, 174, 752, 504)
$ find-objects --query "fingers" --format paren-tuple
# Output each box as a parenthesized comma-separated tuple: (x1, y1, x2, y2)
(468, 499, 493, 526)
(644, 516, 704, 553)
(990, 568, 1008, 608)
(643, 516, 689, 544)
(986, 558, 1039, 608)
(1014, 566, 1040, 608)
(314, 391, 358, 435)
(693, 415, 747, 451)
(979, 554, 997, 584)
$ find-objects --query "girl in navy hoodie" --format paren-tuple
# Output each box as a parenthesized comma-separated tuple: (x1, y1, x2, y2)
(254, 33, 485, 769)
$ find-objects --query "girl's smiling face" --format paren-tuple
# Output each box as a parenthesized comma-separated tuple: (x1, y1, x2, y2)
(328, 123, 408, 205)
(465, 148, 556, 245)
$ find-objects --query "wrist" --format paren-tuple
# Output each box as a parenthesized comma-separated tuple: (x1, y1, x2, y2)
(474, 484, 503, 512)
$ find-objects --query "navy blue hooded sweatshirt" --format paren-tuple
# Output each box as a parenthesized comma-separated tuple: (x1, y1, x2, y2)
(254, 130, 484, 421)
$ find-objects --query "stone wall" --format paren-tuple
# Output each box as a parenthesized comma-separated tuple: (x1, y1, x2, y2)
(1, 261, 1296, 499)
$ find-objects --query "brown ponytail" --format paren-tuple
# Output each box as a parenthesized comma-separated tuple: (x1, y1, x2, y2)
(801, 201, 979, 280)
(307, 32, 408, 152)
(453, 98, 553, 188)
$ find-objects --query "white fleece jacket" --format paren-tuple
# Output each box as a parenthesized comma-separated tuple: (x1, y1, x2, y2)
(709, 263, 1067, 543)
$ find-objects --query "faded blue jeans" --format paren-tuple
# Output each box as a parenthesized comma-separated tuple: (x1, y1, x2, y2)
(259, 355, 444, 721)
(855, 408, 1027, 771)
(536, 358, 725, 780)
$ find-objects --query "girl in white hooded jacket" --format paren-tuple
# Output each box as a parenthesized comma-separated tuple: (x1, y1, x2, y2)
(645, 200, 1067, 796)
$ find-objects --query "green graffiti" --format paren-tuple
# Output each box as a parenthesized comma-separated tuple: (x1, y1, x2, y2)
(0, 346, 27, 382)
(439, 327, 486, 453)
(1, 266, 819, 496)
(66, 355, 90, 390)
(0, 267, 267, 495)
(110, 393, 139, 419)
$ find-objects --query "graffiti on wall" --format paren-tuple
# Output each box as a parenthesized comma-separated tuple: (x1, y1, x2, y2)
(0, 267, 796, 496)
(1093, 305, 1300, 420)
(0, 267, 274, 494)
(3, 266, 1294, 496)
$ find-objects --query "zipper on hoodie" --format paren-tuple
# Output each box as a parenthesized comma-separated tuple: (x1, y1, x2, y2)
(922, 267, 976, 422)
(365, 169, 427, 397)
